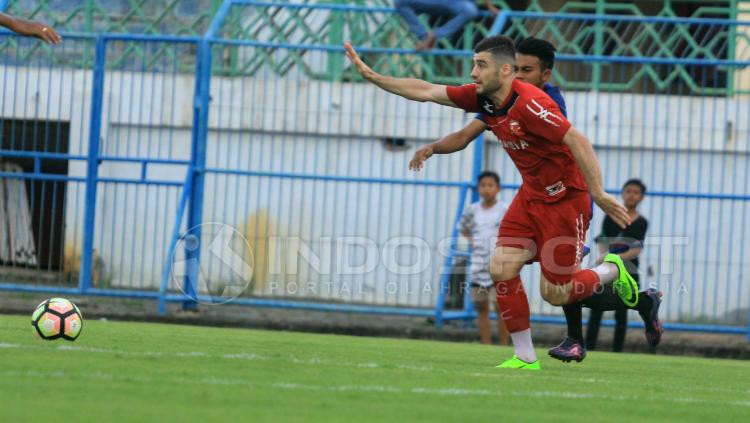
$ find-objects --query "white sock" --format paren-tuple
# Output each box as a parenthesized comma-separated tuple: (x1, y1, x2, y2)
(591, 262, 618, 283)
(510, 329, 537, 363)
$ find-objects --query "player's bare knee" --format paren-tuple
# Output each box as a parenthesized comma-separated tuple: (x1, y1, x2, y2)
(489, 251, 521, 281)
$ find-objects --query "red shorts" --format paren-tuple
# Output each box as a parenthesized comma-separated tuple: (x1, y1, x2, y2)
(497, 188, 591, 284)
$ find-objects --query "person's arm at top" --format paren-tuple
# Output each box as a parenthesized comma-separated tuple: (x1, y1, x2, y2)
(483, 0, 500, 16)
(409, 119, 486, 171)
(0, 13, 61, 44)
(344, 42, 457, 107)
(562, 127, 630, 229)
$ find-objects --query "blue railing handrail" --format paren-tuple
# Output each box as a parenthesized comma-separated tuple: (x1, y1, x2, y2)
(206, 38, 750, 67)
(0, 28, 200, 43)
(503, 10, 750, 26)
(0, 149, 191, 165)
(231, 1, 750, 26)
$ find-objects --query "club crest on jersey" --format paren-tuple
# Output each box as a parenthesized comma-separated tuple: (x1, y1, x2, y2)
(509, 120, 525, 137)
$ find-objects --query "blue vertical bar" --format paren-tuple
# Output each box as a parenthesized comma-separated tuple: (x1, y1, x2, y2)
(181, 37, 213, 310)
(79, 36, 106, 292)
(471, 133, 485, 201)
(462, 132, 485, 317)
(434, 184, 469, 327)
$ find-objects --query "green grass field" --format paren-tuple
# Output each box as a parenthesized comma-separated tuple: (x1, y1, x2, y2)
(1, 314, 748, 423)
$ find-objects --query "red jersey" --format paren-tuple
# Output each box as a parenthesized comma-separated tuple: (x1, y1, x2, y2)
(447, 79, 588, 203)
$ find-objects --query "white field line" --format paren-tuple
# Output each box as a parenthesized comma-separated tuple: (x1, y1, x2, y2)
(0, 369, 748, 409)
(2, 342, 747, 398)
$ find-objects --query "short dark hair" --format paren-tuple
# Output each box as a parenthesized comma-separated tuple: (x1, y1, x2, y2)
(516, 37, 557, 70)
(478, 171, 501, 186)
(623, 178, 647, 194)
(474, 35, 515, 64)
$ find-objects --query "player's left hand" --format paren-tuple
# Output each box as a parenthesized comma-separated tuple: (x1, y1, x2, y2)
(16, 20, 61, 44)
(593, 192, 631, 229)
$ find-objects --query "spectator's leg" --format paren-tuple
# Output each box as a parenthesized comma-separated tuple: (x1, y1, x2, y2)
(613, 308, 628, 352)
(433, 0, 479, 40)
(585, 308, 604, 351)
(471, 286, 492, 344)
(394, 0, 429, 40)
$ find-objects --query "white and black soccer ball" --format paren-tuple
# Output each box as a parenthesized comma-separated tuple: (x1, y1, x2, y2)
(31, 298, 83, 341)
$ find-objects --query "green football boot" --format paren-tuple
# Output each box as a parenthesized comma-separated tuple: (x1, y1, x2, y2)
(495, 355, 541, 370)
(604, 253, 639, 307)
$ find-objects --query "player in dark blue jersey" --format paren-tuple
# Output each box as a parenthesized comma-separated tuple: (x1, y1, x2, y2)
(0, 12, 61, 44)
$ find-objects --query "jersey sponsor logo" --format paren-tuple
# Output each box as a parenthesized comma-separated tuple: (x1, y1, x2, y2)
(545, 180, 566, 196)
(526, 99, 563, 126)
(509, 120, 525, 137)
(499, 138, 529, 151)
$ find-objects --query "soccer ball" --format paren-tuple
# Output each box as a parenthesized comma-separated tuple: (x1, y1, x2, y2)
(31, 298, 83, 341)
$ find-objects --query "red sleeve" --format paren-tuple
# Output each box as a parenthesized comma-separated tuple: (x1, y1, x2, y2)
(519, 96, 572, 143)
(446, 84, 480, 112)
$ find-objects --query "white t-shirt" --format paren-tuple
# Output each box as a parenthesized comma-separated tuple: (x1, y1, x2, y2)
(458, 200, 509, 287)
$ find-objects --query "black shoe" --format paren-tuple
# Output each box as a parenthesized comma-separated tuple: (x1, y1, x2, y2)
(548, 337, 587, 363)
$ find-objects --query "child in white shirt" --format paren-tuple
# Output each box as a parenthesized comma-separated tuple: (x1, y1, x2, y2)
(459, 171, 509, 345)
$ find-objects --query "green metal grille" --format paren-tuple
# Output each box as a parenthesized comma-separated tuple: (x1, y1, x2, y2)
(4, 1, 750, 94)
(6, 0, 223, 35)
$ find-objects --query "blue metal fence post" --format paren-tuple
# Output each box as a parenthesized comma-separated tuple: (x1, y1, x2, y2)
(470, 134, 485, 202)
(488, 11, 508, 35)
(79, 35, 107, 292)
(434, 185, 470, 327)
(177, 1, 231, 310)
(180, 38, 212, 310)
(461, 133, 486, 318)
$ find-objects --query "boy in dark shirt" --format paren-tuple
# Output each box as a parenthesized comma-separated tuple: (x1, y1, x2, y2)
(550, 179, 663, 361)
(587, 179, 651, 351)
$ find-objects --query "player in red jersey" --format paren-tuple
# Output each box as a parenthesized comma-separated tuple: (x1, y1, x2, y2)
(345, 35, 642, 369)
(0, 12, 61, 44)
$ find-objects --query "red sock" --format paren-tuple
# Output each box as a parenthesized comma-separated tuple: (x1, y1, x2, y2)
(566, 269, 602, 303)
(495, 276, 530, 333)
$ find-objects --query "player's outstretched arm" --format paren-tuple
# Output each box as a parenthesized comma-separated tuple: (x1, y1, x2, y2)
(344, 42, 456, 107)
(409, 120, 486, 171)
(562, 127, 631, 228)
(0, 13, 61, 44)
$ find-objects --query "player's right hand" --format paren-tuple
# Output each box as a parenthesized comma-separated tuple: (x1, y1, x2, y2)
(409, 146, 434, 171)
(344, 42, 376, 81)
(17, 20, 61, 44)
(593, 192, 631, 229)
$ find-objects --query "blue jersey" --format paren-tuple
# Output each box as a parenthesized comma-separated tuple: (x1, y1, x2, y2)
(541, 83, 567, 118)
(475, 82, 566, 122)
